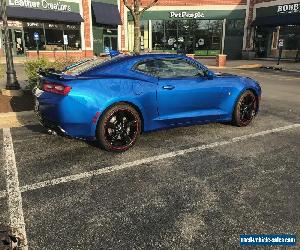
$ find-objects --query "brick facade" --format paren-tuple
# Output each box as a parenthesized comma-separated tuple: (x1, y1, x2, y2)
(244, 0, 293, 50)
(82, 0, 92, 50)
(26, 50, 93, 59)
(0, 0, 93, 59)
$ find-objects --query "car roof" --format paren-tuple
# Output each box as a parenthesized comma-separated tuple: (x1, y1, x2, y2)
(81, 53, 195, 76)
(128, 53, 187, 62)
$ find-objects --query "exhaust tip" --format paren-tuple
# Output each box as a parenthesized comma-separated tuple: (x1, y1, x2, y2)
(47, 129, 57, 136)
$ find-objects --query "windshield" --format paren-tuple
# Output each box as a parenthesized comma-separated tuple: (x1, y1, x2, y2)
(63, 55, 127, 76)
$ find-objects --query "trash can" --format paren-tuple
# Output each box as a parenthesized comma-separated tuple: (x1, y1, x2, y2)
(216, 54, 227, 67)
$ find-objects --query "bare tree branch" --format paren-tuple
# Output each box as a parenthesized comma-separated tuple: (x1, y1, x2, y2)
(140, 0, 158, 14)
(123, 0, 136, 21)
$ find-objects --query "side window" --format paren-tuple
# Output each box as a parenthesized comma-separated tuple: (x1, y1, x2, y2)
(135, 60, 161, 76)
(160, 59, 203, 78)
(135, 59, 205, 78)
(158, 59, 204, 78)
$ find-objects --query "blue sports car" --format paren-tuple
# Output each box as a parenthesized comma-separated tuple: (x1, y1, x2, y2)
(34, 54, 261, 152)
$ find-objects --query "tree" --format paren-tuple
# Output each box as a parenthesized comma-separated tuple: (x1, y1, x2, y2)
(123, 0, 158, 54)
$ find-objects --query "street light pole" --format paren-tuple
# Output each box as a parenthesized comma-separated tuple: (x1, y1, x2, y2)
(1, 0, 20, 90)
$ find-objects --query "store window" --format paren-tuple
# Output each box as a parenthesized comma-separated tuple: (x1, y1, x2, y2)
(63, 24, 81, 50)
(23, 22, 81, 51)
(152, 20, 165, 50)
(23, 22, 46, 50)
(278, 25, 300, 50)
(45, 24, 64, 51)
(151, 19, 223, 55)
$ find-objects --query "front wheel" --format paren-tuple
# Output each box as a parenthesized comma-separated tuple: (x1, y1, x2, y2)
(232, 90, 258, 127)
(96, 103, 141, 152)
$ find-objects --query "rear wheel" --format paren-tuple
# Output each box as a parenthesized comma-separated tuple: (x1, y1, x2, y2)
(97, 103, 141, 152)
(233, 90, 257, 127)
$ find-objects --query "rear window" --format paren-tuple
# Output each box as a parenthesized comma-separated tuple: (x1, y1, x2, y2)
(64, 55, 128, 75)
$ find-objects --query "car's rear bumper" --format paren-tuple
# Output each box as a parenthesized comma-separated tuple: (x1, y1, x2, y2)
(34, 88, 97, 140)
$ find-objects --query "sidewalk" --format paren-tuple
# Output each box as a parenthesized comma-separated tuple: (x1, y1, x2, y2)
(0, 63, 27, 90)
(200, 58, 300, 72)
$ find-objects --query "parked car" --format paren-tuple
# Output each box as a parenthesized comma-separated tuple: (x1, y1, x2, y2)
(34, 54, 261, 152)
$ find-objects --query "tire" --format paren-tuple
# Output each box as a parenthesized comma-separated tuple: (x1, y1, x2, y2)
(96, 103, 141, 152)
(232, 90, 258, 127)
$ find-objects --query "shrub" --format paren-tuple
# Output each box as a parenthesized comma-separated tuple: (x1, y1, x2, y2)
(25, 57, 52, 90)
(24, 57, 80, 90)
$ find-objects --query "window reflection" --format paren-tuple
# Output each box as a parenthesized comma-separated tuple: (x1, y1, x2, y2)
(23, 22, 81, 51)
(151, 19, 223, 55)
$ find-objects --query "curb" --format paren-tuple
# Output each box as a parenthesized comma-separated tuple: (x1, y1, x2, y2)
(0, 110, 37, 128)
(206, 64, 300, 73)
(206, 64, 263, 70)
(282, 69, 300, 73)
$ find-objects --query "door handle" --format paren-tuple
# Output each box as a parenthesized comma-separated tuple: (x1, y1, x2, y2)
(162, 85, 175, 90)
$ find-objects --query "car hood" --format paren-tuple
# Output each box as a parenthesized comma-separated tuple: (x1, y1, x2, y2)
(215, 72, 256, 82)
(215, 72, 261, 95)
(215, 72, 239, 77)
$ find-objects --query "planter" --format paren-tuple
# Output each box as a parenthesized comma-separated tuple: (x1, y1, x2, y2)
(216, 54, 227, 67)
(186, 54, 195, 59)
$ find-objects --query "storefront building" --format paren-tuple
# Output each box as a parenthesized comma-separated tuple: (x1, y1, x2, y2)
(249, 0, 300, 59)
(120, 1, 247, 59)
(0, 0, 91, 58)
(2, 0, 297, 60)
(0, 0, 121, 58)
(91, 0, 121, 56)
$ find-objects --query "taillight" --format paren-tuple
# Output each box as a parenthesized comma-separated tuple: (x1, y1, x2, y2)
(42, 81, 71, 95)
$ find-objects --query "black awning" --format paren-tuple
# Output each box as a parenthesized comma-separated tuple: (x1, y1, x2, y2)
(91, 2, 121, 25)
(1, 7, 83, 23)
(252, 13, 300, 27)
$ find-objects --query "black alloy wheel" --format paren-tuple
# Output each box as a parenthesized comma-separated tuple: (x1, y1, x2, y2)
(97, 103, 141, 152)
(233, 90, 258, 127)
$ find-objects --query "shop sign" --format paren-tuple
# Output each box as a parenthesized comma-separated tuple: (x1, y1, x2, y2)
(0, 21, 23, 27)
(169, 11, 205, 19)
(277, 2, 300, 14)
(8, 0, 73, 12)
(63, 34, 68, 45)
(33, 32, 39, 41)
(278, 39, 284, 47)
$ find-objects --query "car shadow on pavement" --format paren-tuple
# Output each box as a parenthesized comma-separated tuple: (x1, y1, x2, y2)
(7, 91, 34, 113)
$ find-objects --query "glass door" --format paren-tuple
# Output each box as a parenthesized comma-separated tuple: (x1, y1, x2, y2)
(103, 35, 118, 51)
(2, 29, 25, 56)
(13, 29, 25, 56)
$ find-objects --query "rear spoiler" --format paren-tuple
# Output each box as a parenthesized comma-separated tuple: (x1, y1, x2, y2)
(37, 68, 76, 80)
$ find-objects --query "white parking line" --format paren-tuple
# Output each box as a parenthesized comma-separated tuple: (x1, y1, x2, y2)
(3, 128, 28, 249)
(16, 123, 299, 194)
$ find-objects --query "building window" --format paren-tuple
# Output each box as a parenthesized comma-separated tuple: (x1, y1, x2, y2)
(23, 22, 46, 51)
(279, 25, 300, 50)
(23, 22, 81, 51)
(151, 19, 223, 55)
(45, 24, 64, 51)
(64, 29, 81, 50)
(152, 20, 164, 50)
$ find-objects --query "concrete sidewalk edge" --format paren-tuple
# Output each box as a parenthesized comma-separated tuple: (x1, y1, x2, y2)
(0, 110, 37, 128)
(206, 64, 300, 73)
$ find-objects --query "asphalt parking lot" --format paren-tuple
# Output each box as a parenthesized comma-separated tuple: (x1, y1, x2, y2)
(1, 68, 300, 249)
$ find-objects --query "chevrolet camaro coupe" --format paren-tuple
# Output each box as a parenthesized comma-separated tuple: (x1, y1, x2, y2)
(34, 54, 261, 152)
